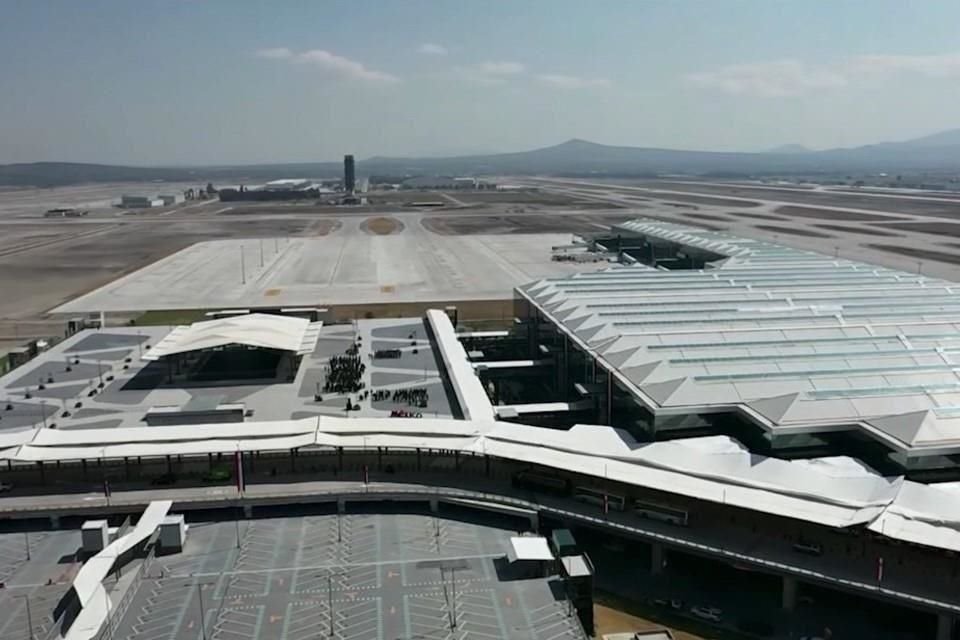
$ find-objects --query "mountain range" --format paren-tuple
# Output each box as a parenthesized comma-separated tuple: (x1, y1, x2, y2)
(3, 130, 960, 187)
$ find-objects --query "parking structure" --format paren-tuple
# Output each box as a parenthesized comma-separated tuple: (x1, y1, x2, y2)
(110, 508, 586, 640)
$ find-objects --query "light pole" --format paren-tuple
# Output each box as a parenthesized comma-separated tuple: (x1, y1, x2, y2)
(259, 239, 264, 268)
(450, 565, 457, 629)
(197, 583, 208, 640)
(240, 246, 246, 285)
(234, 502, 241, 549)
(328, 572, 334, 637)
(23, 531, 29, 561)
(15, 594, 34, 640)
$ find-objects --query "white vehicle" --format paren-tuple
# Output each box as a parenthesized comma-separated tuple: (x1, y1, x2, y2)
(0, 482, 13, 493)
(690, 606, 722, 622)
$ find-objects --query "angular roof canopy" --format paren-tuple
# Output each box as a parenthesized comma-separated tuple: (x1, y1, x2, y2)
(7, 415, 960, 560)
(518, 219, 960, 457)
(144, 313, 321, 360)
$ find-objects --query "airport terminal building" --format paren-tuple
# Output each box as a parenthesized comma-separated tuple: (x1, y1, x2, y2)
(515, 219, 960, 478)
(5, 218, 960, 639)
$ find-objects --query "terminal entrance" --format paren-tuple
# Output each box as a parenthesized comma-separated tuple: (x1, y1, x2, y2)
(125, 345, 300, 389)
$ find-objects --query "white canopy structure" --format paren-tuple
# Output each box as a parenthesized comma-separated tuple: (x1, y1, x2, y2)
(5, 417, 960, 553)
(143, 313, 321, 360)
(427, 309, 495, 420)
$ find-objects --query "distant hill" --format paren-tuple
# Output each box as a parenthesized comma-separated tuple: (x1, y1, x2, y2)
(888, 128, 960, 148)
(765, 144, 811, 154)
(361, 133, 960, 176)
(4, 129, 960, 187)
(0, 161, 342, 188)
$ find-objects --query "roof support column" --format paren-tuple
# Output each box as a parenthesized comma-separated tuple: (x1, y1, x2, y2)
(937, 613, 954, 640)
(527, 308, 539, 359)
(650, 542, 665, 575)
(782, 575, 797, 612)
(558, 334, 568, 395)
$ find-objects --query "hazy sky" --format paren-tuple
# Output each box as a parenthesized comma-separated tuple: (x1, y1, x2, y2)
(3, 0, 960, 165)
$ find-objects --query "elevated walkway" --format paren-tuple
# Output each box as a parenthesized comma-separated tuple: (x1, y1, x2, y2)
(62, 500, 171, 640)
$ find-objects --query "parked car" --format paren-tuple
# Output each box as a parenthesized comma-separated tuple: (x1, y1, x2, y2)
(792, 541, 823, 556)
(0, 481, 13, 493)
(151, 473, 178, 486)
(203, 467, 231, 482)
(690, 605, 722, 622)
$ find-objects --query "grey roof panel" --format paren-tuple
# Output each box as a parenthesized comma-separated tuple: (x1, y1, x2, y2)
(518, 219, 960, 455)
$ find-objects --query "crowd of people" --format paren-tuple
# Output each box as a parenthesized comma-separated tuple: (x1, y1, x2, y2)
(371, 387, 428, 408)
(323, 352, 365, 394)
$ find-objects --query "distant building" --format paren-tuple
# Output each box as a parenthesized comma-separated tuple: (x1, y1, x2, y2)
(120, 195, 163, 208)
(158, 194, 184, 206)
(218, 179, 332, 202)
(344, 155, 356, 193)
(401, 175, 484, 189)
(262, 179, 314, 191)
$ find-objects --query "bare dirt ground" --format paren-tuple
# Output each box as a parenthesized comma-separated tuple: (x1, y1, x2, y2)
(622, 180, 960, 218)
(361, 216, 404, 235)
(0, 181, 202, 219)
(422, 213, 634, 235)
(679, 212, 737, 223)
(753, 224, 833, 238)
(813, 224, 903, 237)
(774, 205, 906, 222)
(881, 221, 960, 237)
(727, 211, 786, 221)
(637, 191, 762, 208)
(867, 244, 960, 265)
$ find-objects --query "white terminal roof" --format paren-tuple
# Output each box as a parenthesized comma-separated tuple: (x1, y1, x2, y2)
(508, 536, 554, 562)
(427, 309, 495, 420)
(144, 313, 321, 360)
(518, 219, 960, 457)
(5, 417, 960, 553)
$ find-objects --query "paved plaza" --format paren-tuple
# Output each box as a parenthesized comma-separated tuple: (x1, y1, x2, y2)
(53, 214, 609, 313)
(111, 511, 585, 640)
(0, 318, 455, 431)
(0, 528, 82, 640)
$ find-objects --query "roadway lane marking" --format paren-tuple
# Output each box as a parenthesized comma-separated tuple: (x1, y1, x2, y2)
(164, 552, 503, 580)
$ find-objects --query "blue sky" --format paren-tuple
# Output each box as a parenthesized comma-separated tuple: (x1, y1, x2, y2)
(3, 0, 960, 164)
